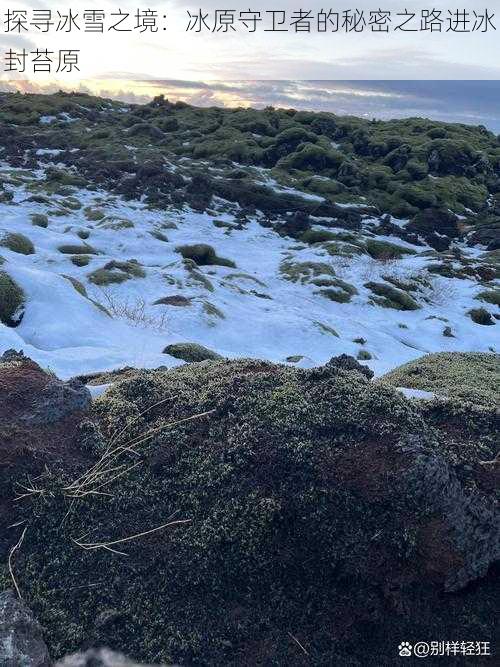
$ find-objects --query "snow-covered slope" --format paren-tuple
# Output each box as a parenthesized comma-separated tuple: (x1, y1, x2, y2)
(0, 161, 497, 380)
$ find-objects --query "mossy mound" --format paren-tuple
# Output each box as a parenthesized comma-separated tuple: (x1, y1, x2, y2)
(175, 244, 236, 269)
(58, 244, 98, 256)
(30, 213, 49, 228)
(365, 239, 415, 260)
(381, 352, 500, 407)
(477, 289, 500, 307)
(88, 261, 146, 286)
(2, 91, 500, 222)
(0, 232, 35, 255)
(365, 281, 420, 310)
(70, 255, 91, 267)
(4, 358, 498, 664)
(163, 342, 222, 362)
(0, 270, 25, 326)
(468, 307, 495, 326)
(315, 279, 358, 303)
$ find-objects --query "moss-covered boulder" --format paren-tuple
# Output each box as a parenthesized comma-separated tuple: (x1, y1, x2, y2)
(0, 232, 35, 255)
(30, 213, 49, 228)
(175, 244, 236, 268)
(163, 342, 222, 362)
(0, 270, 25, 326)
(469, 307, 495, 326)
(88, 261, 146, 286)
(365, 281, 420, 310)
(3, 358, 498, 665)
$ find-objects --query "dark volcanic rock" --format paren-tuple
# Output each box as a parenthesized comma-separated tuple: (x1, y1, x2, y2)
(0, 351, 91, 558)
(467, 220, 500, 250)
(0, 590, 50, 667)
(406, 208, 460, 239)
(0, 349, 91, 427)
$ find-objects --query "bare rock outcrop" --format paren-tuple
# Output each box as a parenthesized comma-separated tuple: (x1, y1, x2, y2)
(0, 590, 50, 667)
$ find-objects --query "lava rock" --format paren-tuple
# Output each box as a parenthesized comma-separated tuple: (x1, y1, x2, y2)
(0, 590, 50, 667)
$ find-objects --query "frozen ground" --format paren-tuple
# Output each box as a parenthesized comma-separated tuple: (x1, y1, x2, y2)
(0, 163, 497, 380)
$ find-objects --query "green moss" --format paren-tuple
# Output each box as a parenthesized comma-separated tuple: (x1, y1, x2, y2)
(301, 229, 339, 244)
(477, 290, 500, 307)
(0, 232, 35, 255)
(61, 197, 82, 210)
(381, 352, 499, 407)
(278, 143, 344, 171)
(280, 260, 335, 284)
(357, 350, 372, 360)
(381, 275, 419, 292)
(150, 230, 169, 242)
(84, 207, 106, 221)
(365, 281, 420, 310)
(184, 262, 214, 292)
(0, 270, 25, 326)
(88, 260, 145, 285)
(58, 244, 98, 255)
(313, 321, 339, 336)
(316, 279, 358, 303)
(202, 301, 225, 320)
(365, 239, 415, 260)
(11, 357, 497, 664)
(99, 218, 135, 230)
(70, 255, 91, 267)
(176, 244, 236, 268)
(30, 213, 49, 228)
(163, 342, 223, 361)
(62, 274, 88, 297)
(468, 307, 495, 326)
(88, 268, 129, 286)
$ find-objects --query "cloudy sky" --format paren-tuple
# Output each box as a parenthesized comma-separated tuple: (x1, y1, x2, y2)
(1, 2, 500, 128)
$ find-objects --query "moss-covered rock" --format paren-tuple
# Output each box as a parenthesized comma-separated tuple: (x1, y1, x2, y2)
(58, 244, 98, 255)
(364, 239, 415, 260)
(0, 270, 25, 326)
(4, 358, 498, 664)
(468, 307, 495, 326)
(315, 279, 358, 303)
(280, 260, 335, 284)
(163, 342, 223, 362)
(477, 289, 500, 307)
(0, 232, 35, 255)
(30, 213, 49, 228)
(83, 207, 106, 221)
(365, 281, 420, 310)
(70, 255, 91, 267)
(175, 244, 236, 268)
(88, 261, 145, 286)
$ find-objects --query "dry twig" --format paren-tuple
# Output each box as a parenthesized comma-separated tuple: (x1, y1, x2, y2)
(8, 524, 28, 599)
(72, 518, 191, 556)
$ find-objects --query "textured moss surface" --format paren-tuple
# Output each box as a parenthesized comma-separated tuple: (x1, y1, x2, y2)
(0, 270, 25, 326)
(0, 232, 35, 255)
(381, 352, 500, 407)
(3, 358, 498, 665)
